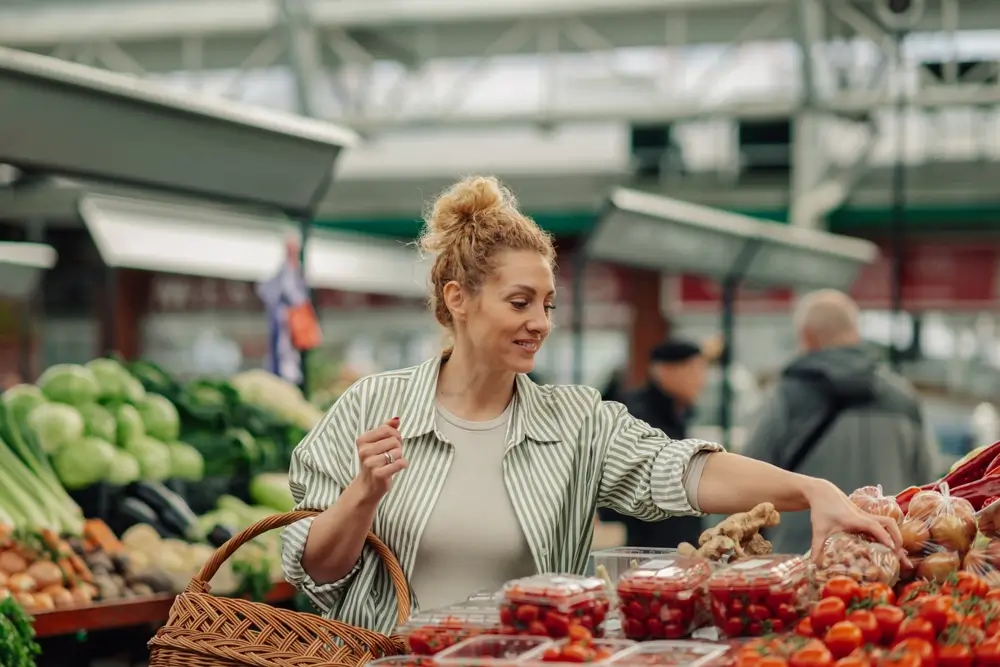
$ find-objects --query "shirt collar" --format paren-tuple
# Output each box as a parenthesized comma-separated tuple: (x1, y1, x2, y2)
(397, 356, 562, 444)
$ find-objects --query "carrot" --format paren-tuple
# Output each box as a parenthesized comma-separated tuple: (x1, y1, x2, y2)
(67, 553, 93, 584)
(84, 519, 123, 555)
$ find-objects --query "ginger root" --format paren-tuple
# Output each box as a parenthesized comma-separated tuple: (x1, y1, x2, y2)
(679, 503, 780, 561)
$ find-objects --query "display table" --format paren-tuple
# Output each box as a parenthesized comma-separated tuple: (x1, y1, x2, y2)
(32, 582, 296, 638)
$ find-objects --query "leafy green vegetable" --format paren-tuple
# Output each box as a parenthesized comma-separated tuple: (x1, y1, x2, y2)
(37, 363, 101, 406)
(249, 472, 294, 512)
(26, 403, 84, 454)
(0, 596, 41, 667)
(122, 435, 172, 481)
(135, 393, 180, 442)
(78, 403, 117, 443)
(126, 359, 179, 398)
(85, 357, 131, 404)
(107, 449, 141, 486)
(167, 441, 205, 481)
(116, 404, 145, 446)
(0, 385, 46, 426)
(51, 437, 116, 489)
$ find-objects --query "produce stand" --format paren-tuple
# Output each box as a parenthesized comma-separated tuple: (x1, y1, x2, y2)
(580, 189, 878, 447)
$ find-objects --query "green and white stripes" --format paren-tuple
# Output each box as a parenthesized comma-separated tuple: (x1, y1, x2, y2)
(281, 356, 723, 634)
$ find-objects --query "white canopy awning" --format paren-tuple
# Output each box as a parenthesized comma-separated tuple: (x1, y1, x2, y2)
(78, 194, 428, 298)
(589, 188, 878, 291)
(0, 46, 357, 217)
(0, 241, 57, 299)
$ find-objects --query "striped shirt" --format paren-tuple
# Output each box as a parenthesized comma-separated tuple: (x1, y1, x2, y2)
(280, 356, 723, 634)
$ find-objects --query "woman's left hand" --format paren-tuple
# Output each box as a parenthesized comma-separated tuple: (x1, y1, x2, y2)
(805, 479, 904, 563)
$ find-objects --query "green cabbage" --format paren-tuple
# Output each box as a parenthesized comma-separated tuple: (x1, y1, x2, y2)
(27, 403, 85, 454)
(37, 364, 101, 406)
(106, 449, 141, 486)
(52, 437, 116, 489)
(249, 472, 294, 512)
(78, 403, 117, 443)
(85, 358, 130, 404)
(134, 393, 180, 442)
(122, 435, 171, 481)
(116, 404, 145, 447)
(167, 441, 205, 482)
(1, 384, 46, 425)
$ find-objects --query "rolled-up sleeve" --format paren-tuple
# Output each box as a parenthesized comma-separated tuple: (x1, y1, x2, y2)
(595, 400, 724, 519)
(281, 387, 363, 613)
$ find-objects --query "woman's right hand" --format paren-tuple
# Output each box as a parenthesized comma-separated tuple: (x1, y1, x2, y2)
(353, 417, 408, 503)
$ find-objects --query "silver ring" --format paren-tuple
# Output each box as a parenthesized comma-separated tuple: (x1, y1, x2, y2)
(384, 451, 394, 465)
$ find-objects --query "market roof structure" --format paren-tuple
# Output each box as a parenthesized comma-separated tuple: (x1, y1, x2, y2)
(0, 241, 57, 299)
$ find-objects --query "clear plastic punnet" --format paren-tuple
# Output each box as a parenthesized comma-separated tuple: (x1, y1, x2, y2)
(434, 635, 554, 667)
(813, 532, 901, 587)
(520, 638, 636, 664)
(607, 641, 730, 667)
(617, 557, 712, 640)
(396, 607, 501, 655)
(590, 547, 677, 590)
(706, 555, 811, 638)
(500, 574, 612, 638)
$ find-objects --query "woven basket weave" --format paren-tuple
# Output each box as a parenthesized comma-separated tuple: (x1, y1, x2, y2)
(148, 510, 411, 667)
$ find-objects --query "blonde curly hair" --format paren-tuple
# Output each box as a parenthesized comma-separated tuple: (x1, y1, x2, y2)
(419, 176, 556, 330)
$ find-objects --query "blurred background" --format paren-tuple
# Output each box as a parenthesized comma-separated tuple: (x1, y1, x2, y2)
(2, 0, 1000, 471)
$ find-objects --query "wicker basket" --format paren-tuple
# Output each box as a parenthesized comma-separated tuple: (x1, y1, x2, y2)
(148, 510, 411, 667)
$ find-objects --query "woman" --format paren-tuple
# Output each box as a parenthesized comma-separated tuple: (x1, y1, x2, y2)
(281, 176, 902, 633)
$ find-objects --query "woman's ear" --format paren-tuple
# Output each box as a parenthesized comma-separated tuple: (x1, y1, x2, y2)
(442, 281, 466, 323)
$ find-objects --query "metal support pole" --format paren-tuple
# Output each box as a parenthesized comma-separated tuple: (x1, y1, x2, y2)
(103, 265, 118, 357)
(279, 0, 325, 117)
(571, 249, 587, 385)
(889, 30, 907, 371)
(718, 240, 761, 450)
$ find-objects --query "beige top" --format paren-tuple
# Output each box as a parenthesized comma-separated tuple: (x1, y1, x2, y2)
(408, 401, 535, 611)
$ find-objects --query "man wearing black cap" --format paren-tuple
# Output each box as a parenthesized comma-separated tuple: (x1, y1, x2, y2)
(598, 338, 710, 548)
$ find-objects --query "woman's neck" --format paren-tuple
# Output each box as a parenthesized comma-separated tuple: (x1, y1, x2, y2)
(436, 346, 516, 422)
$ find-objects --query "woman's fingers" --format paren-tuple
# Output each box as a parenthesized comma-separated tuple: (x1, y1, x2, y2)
(373, 457, 408, 479)
(875, 514, 904, 550)
(358, 436, 401, 462)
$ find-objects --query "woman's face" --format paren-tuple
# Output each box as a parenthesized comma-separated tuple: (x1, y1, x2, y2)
(450, 249, 556, 374)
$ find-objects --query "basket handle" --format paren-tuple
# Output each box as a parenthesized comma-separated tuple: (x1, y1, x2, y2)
(187, 509, 412, 625)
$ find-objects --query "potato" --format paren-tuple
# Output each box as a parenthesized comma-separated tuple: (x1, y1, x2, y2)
(916, 551, 961, 583)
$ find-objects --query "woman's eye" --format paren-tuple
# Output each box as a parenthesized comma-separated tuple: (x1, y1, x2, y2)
(544, 304, 557, 312)
(511, 301, 529, 310)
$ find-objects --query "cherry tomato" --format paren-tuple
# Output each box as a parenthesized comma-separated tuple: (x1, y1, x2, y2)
(891, 639, 934, 667)
(826, 621, 865, 660)
(760, 658, 790, 667)
(559, 644, 592, 663)
(725, 617, 745, 636)
(879, 650, 922, 667)
(544, 613, 570, 637)
(916, 596, 951, 633)
(895, 617, 935, 644)
(812, 597, 848, 635)
(823, 577, 862, 605)
(937, 644, 972, 667)
(846, 609, 881, 644)
(835, 656, 870, 667)
(872, 605, 905, 645)
(516, 604, 540, 624)
(789, 644, 834, 667)
(944, 571, 988, 598)
(975, 637, 1000, 667)
(567, 625, 592, 643)
(797, 617, 815, 638)
(528, 621, 548, 636)
(861, 583, 896, 606)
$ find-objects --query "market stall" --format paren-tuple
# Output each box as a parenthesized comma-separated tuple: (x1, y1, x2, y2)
(579, 188, 878, 447)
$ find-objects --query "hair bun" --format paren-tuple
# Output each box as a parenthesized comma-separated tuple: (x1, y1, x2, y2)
(421, 175, 508, 254)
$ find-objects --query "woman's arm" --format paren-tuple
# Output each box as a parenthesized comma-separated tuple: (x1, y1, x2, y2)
(301, 480, 379, 583)
(696, 452, 817, 514)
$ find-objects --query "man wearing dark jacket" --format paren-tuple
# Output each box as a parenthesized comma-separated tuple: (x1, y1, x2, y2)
(598, 339, 709, 548)
(742, 289, 939, 554)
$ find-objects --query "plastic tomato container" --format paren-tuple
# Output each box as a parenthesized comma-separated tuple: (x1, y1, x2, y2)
(590, 548, 677, 589)
(501, 574, 612, 638)
(368, 657, 436, 667)
(617, 557, 712, 640)
(521, 638, 636, 664)
(607, 641, 730, 667)
(397, 608, 502, 655)
(435, 635, 553, 667)
(706, 555, 811, 637)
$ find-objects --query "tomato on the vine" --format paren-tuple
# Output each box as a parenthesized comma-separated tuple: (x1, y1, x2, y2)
(895, 617, 935, 644)
(879, 649, 922, 667)
(835, 656, 871, 667)
(916, 596, 952, 633)
(860, 583, 895, 606)
(823, 577, 862, 605)
(812, 597, 848, 635)
(891, 639, 934, 667)
(975, 637, 1000, 667)
(760, 658, 790, 667)
(847, 610, 880, 645)
(825, 621, 864, 660)
(872, 605, 905, 644)
(943, 571, 988, 598)
(937, 644, 973, 667)
(789, 643, 834, 667)
(797, 617, 816, 638)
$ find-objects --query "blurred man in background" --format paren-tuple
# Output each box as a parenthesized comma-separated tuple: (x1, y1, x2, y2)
(598, 338, 711, 548)
(742, 289, 938, 554)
